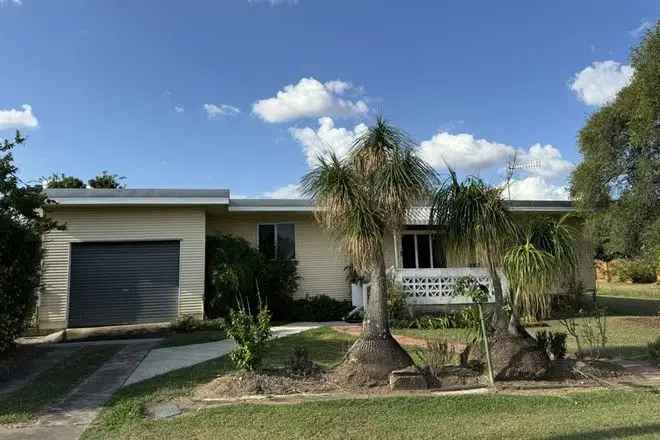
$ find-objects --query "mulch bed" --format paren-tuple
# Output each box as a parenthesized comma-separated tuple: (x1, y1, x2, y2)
(193, 356, 640, 403)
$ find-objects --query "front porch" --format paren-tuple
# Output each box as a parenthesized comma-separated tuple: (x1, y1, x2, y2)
(384, 228, 507, 306)
(393, 267, 506, 305)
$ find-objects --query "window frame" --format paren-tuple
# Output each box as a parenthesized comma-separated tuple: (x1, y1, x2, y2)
(257, 222, 296, 260)
(400, 231, 443, 269)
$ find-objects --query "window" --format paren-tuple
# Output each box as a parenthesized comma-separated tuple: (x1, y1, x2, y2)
(258, 223, 295, 259)
(400, 233, 446, 269)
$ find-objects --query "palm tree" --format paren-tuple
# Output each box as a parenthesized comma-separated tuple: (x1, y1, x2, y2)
(504, 215, 577, 325)
(430, 170, 578, 334)
(301, 117, 436, 379)
(429, 170, 516, 330)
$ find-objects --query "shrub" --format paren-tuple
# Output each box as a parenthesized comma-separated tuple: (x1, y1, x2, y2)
(549, 332, 567, 360)
(205, 234, 299, 320)
(581, 307, 608, 359)
(616, 258, 657, 284)
(392, 306, 483, 337)
(287, 346, 319, 376)
(1, 133, 57, 355)
(289, 295, 353, 322)
(648, 337, 660, 365)
(227, 302, 272, 371)
(171, 316, 225, 333)
(416, 337, 455, 374)
(387, 279, 410, 321)
(534, 330, 567, 360)
(0, 219, 43, 354)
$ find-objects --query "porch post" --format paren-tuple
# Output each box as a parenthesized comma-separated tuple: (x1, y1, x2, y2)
(392, 230, 399, 269)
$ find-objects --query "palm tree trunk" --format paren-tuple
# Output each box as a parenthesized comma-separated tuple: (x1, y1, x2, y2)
(343, 250, 414, 380)
(486, 254, 508, 331)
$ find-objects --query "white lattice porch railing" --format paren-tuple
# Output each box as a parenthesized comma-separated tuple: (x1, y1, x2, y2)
(392, 268, 508, 304)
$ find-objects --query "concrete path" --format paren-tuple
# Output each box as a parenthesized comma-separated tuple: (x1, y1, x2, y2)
(0, 341, 158, 440)
(125, 322, 322, 386)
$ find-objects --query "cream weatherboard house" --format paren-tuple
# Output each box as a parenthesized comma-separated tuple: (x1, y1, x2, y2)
(37, 188, 596, 330)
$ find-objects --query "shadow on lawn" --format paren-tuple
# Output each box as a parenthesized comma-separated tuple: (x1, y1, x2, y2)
(595, 296, 660, 316)
(546, 423, 660, 440)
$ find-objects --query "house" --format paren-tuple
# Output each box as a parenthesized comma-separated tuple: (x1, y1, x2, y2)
(37, 188, 596, 329)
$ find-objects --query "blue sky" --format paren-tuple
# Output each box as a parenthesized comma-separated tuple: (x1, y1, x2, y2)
(1, 0, 658, 199)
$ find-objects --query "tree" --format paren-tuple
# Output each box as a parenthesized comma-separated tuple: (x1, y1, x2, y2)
(571, 22, 660, 260)
(44, 173, 85, 189)
(430, 171, 515, 330)
(88, 171, 126, 189)
(301, 117, 436, 380)
(503, 215, 577, 322)
(430, 171, 577, 379)
(1, 132, 58, 353)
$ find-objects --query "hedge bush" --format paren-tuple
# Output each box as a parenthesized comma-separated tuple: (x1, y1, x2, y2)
(0, 219, 43, 354)
(288, 295, 353, 322)
(205, 234, 299, 320)
(616, 258, 657, 284)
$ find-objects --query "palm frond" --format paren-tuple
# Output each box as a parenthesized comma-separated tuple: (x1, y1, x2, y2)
(503, 241, 555, 318)
(429, 174, 515, 267)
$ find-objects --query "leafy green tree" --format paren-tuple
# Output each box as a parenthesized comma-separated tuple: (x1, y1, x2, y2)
(302, 117, 436, 380)
(1, 132, 58, 353)
(571, 22, 660, 259)
(88, 171, 125, 189)
(44, 173, 85, 189)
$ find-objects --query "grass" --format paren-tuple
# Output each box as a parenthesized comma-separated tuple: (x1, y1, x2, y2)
(530, 316, 660, 360)
(159, 330, 227, 348)
(597, 280, 660, 299)
(0, 344, 122, 425)
(81, 327, 354, 439)
(393, 327, 474, 343)
(85, 391, 660, 440)
(81, 326, 660, 440)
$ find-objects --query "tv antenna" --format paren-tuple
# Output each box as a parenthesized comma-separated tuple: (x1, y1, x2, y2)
(504, 152, 541, 200)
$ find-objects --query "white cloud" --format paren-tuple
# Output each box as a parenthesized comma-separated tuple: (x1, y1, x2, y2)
(290, 117, 368, 167)
(630, 20, 653, 38)
(174, 106, 184, 113)
(418, 132, 514, 171)
(0, 105, 38, 130)
(263, 183, 303, 198)
(502, 176, 570, 201)
(204, 103, 240, 118)
(517, 143, 574, 180)
(0, 0, 22, 6)
(252, 77, 369, 123)
(417, 132, 574, 181)
(570, 61, 634, 106)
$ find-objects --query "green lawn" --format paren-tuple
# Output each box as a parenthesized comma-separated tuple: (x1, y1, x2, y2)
(0, 345, 122, 425)
(82, 325, 660, 440)
(85, 391, 660, 440)
(159, 330, 227, 348)
(597, 281, 660, 299)
(530, 316, 660, 360)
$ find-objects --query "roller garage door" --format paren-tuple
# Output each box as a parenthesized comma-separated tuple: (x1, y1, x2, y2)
(68, 241, 180, 327)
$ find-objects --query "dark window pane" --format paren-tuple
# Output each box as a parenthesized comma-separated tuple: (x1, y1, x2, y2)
(432, 235, 447, 268)
(417, 234, 431, 268)
(276, 224, 296, 259)
(401, 235, 416, 269)
(258, 224, 275, 259)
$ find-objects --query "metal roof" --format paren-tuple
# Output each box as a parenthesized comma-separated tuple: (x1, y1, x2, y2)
(44, 188, 574, 217)
(228, 198, 314, 211)
(46, 188, 230, 206)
